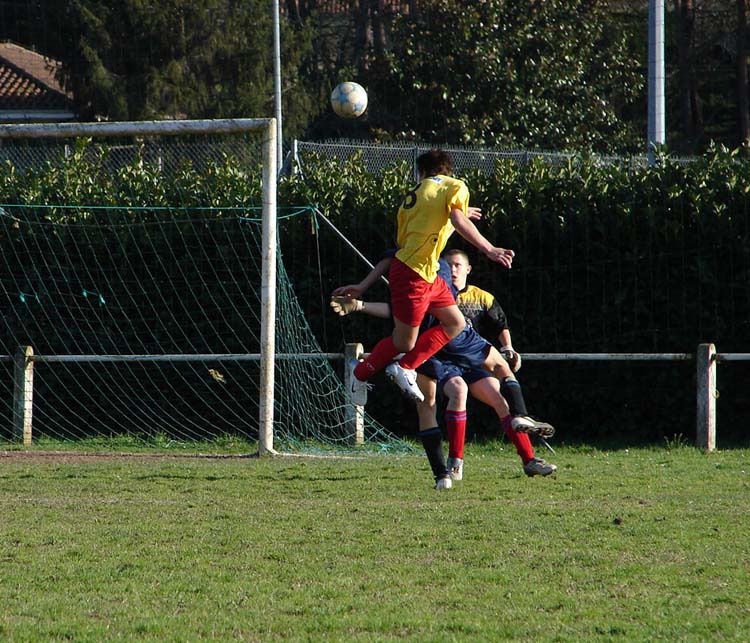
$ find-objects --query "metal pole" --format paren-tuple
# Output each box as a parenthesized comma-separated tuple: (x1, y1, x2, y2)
(272, 0, 284, 173)
(0, 118, 276, 140)
(313, 207, 389, 285)
(648, 0, 666, 165)
(259, 118, 278, 455)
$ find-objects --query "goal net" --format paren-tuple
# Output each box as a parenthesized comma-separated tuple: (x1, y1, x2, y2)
(0, 120, 405, 454)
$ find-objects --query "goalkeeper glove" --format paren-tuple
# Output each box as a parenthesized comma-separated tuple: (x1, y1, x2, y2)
(500, 345, 522, 372)
(330, 296, 364, 316)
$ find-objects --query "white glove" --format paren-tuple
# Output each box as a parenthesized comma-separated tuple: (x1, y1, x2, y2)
(501, 346, 522, 372)
(330, 296, 364, 316)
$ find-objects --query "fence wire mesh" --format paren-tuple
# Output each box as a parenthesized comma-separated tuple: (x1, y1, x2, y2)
(0, 135, 261, 175)
(292, 139, 693, 178)
(2, 135, 694, 178)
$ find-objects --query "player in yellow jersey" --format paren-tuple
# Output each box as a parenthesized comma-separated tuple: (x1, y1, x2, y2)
(338, 149, 514, 404)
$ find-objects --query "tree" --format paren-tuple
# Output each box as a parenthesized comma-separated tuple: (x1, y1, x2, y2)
(365, 0, 644, 152)
(10, 0, 318, 137)
(666, 1, 740, 150)
(673, 0, 704, 147)
(5, 0, 750, 152)
(737, 0, 750, 148)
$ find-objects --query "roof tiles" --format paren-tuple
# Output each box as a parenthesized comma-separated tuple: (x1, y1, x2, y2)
(0, 42, 74, 112)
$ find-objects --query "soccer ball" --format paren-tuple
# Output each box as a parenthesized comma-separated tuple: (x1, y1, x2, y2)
(331, 82, 368, 119)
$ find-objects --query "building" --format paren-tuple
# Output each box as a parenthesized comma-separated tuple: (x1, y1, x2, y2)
(0, 42, 76, 123)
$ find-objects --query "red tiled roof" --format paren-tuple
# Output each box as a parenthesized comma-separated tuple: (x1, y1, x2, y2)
(0, 42, 74, 112)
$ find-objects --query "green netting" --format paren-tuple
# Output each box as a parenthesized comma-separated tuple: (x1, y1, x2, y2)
(0, 203, 409, 454)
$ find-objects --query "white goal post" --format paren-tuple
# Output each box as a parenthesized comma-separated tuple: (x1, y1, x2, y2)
(0, 118, 279, 454)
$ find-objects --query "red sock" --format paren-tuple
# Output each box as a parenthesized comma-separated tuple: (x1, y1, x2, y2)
(501, 416, 535, 464)
(446, 410, 467, 459)
(353, 336, 399, 380)
(398, 325, 452, 370)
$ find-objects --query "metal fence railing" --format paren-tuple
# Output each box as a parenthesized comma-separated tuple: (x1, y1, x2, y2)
(9, 343, 740, 452)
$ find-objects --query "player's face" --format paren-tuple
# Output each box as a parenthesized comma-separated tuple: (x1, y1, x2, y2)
(447, 256, 471, 289)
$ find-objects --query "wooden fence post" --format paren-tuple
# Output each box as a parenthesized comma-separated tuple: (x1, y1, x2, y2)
(344, 343, 365, 445)
(13, 345, 34, 446)
(696, 343, 716, 452)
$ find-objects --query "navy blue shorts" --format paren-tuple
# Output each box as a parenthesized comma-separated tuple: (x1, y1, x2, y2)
(417, 357, 492, 392)
(439, 323, 492, 369)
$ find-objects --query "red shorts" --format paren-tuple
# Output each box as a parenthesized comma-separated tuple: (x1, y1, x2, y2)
(389, 258, 456, 326)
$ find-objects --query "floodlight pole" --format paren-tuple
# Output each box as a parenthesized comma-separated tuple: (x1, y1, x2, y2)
(647, 0, 666, 166)
(273, 0, 283, 173)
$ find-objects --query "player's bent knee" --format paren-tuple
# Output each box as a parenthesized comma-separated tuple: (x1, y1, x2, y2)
(445, 319, 466, 339)
(443, 377, 468, 404)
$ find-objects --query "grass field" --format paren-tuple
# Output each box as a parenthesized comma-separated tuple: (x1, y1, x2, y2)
(1, 443, 749, 642)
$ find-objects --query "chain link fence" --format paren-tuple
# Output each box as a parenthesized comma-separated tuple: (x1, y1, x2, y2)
(1, 134, 693, 178)
(0, 135, 261, 175)
(291, 139, 693, 179)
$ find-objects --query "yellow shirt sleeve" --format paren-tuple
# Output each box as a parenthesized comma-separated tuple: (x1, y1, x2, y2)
(447, 181, 470, 215)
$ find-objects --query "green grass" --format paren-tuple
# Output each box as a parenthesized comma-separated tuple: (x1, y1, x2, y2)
(1, 444, 749, 642)
(2, 434, 413, 456)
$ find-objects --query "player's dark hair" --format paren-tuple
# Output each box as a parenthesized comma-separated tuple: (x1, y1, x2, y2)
(417, 149, 453, 177)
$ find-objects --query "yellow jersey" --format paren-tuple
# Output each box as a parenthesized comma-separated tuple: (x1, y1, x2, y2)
(395, 174, 470, 282)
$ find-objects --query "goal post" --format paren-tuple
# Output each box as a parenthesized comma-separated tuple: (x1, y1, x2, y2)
(0, 118, 278, 454)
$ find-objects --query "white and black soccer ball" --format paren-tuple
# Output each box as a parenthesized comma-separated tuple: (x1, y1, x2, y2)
(330, 82, 368, 119)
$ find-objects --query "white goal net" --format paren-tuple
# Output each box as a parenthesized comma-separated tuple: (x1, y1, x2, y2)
(0, 119, 405, 454)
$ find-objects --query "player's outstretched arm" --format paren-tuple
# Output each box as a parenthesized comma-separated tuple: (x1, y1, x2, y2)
(330, 296, 391, 319)
(450, 209, 514, 268)
(331, 284, 366, 298)
(331, 256, 393, 298)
